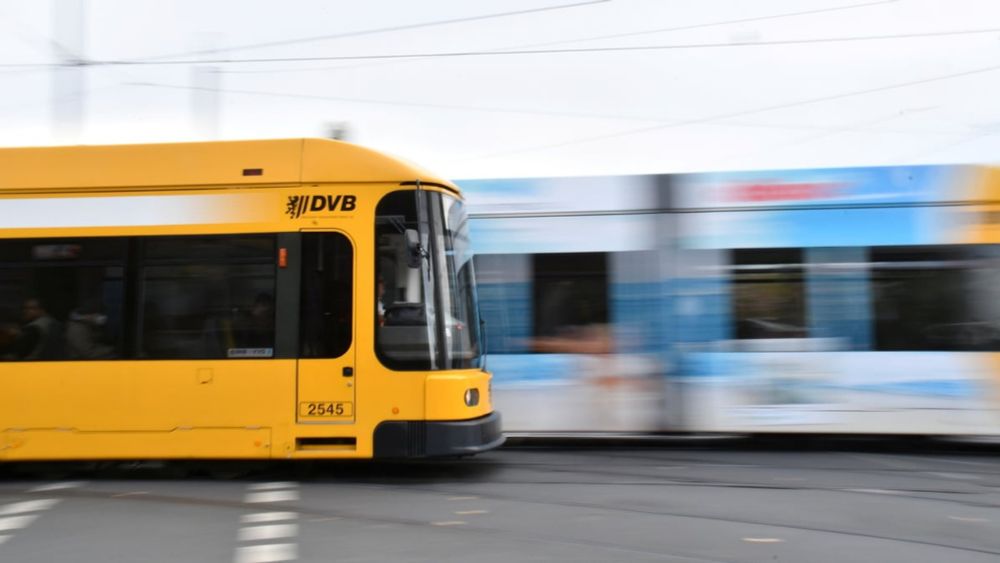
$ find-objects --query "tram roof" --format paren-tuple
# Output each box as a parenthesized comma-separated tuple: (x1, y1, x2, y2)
(0, 138, 456, 192)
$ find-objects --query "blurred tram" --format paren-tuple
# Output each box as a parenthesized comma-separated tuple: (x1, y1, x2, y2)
(464, 166, 1000, 435)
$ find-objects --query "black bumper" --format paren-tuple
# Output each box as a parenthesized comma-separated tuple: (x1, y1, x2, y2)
(373, 412, 504, 458)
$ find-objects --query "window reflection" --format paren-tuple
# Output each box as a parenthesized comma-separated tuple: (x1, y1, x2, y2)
(0, 239, 125, 361)
(731, 249, 807, 340)
(375, 190, 482, 370)
(872, 246, 1000, 351)
(140, 236, 276, 359)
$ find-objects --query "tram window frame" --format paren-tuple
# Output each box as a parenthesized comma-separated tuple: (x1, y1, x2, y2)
(730, 248, 808, 340)
(0, 237, 127, 362)
(137, 234, 278, 360)
(374, 190, 483, 371)
(530, 252, 610, 353)
(299, 232, 354, 359)
(375, 190, 437, 371)
(473, 253, 532, 355)
(870, 245, 1000, 351)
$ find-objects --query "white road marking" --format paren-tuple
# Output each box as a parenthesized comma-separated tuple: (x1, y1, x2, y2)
(887, 454, 995, 468)
(234, 543, 297, 563)
(0, 498, 62, 548)
(248, 482, 298, 491)
(236, 484, 300, 563)
(0, 515, 40, 532)
(454, 510, 488, 515)
(948, 516, 990, 523)
(29, 481, 85, 493)
(241, 512, 298, 524)
(431, 521, 467, 526)
(690, 464, 759, 468)
(447, 496, 479, 501)
(927, 472, 981, 481)
(742, 537, 785, 543)
(842, 452, 919, 470)
(246, 490, 299, 504)
(0, 499, 60, 516)
(239, 524, 299, 542)
(844, 488, 903, 495)
(112, 491, 150, 498)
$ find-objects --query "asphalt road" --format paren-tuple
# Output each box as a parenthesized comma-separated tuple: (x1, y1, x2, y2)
(0, 441, 997, 562)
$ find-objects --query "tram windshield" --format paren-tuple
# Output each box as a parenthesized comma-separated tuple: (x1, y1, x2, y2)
(375, 189, 482, 370)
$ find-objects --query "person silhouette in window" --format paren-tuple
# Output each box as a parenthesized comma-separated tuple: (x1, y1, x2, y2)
(66, 301, 114, 359)
(7, 298, 63, 360)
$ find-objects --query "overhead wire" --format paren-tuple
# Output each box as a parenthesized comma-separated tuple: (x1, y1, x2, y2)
(476, 0, 901, 51)
(0, 1, 608, 70)
(144, 0, 899, 75)
(127, 80, 970, 137)
(716, 109, 939, 167)
(459, 61, 1000, 161)
(131, 0, 612, 61)
(1, 0, 993, 158)
(0, 1, 979, 70)
(89, 27, 1000, 67)
(891, 131, 1000, 163)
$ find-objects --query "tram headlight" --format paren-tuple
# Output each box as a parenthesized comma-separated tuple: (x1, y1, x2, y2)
(464, 388, 480, 407)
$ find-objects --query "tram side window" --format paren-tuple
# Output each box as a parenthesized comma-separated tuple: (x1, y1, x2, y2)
(871, 245, 1000, 351)
(731, 248, 807, 339)
(139, 235, 277, 359)
(375, 191, 436, 370)
(299, 233, 353, 358)
(474, 254, 532, 354)
(531, 252, 610, 353)
(0, 238, 126, 361)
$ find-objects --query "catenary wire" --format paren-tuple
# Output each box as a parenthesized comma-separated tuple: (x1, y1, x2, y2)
(460, 61, 1000, 161)
(149, 0, 898, 74)
(127, 80, 969, 137)
(84, 26, 1000, 67)
(131, 0, 612, 61)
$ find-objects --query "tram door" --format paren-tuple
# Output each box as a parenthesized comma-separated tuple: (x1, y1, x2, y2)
(296, 231, 356, 423)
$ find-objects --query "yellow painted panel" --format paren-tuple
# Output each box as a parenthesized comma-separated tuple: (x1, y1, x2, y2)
(297, 356, 357, 424)
(3, 428, 271, 460)
(300, 138, 455, 188)
(960, 168, 1000, 243)
(0, 361, 296, 432)
(425, 370, 493, 421)
(0, 140, 303, 190)
(0, 138, 453, 192)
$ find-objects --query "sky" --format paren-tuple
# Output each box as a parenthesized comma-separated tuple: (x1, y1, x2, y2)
(1, 0, 1000, 179)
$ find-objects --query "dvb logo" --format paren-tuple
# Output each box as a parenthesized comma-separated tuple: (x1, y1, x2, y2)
(286, 194, 356, 218)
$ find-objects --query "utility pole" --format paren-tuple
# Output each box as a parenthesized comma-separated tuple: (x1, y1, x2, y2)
(191, 65, 221, 139)
(191, 33, 222, 139)
(51, 0, 86, 143)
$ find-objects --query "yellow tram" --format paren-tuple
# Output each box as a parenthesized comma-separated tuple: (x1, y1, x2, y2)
(0, 139, 501, 459)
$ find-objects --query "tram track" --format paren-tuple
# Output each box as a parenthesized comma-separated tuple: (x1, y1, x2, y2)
(0, 447, 996, 561)
(0, 456, 995, 560)
(0, 483, 729, 563)
(0, 479, 995, 561)
(356, 478, 1000, 558)
(457, 464, 1000, 501)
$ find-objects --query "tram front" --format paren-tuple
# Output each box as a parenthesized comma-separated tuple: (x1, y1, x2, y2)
(371, 186, 502, 457)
